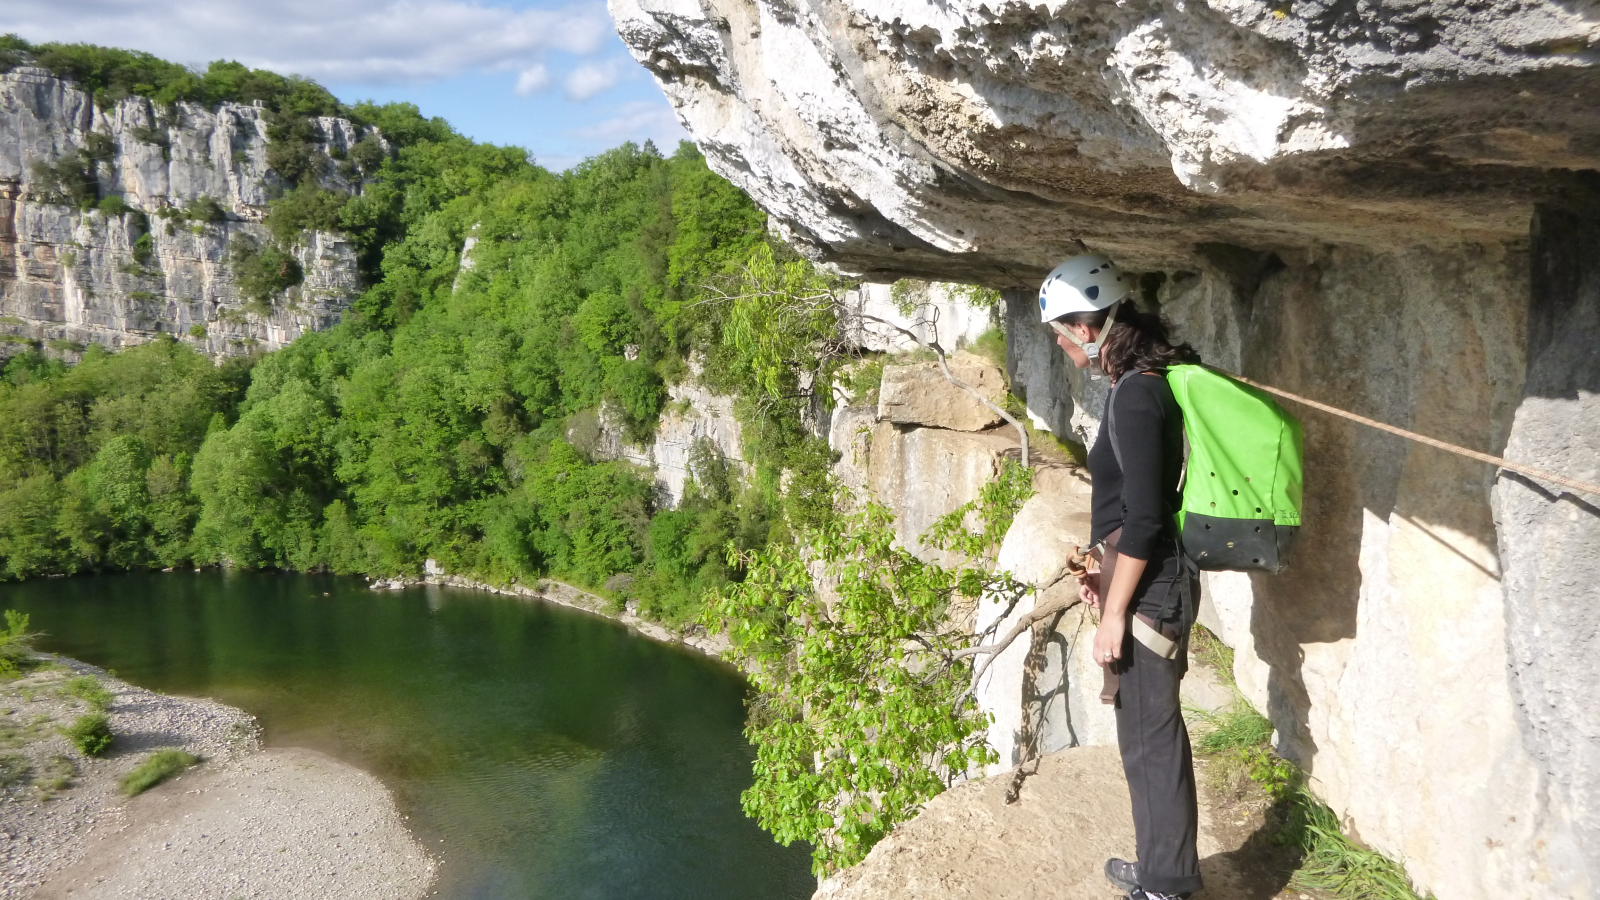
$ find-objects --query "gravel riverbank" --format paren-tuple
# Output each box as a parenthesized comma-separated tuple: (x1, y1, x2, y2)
(1, 657, 434, 900)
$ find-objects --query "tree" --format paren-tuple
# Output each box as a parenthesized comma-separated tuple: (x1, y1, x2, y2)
(705, 460, 1062, 875)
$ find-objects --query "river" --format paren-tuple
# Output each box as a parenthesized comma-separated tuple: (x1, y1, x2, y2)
(0, 570, 815, 900)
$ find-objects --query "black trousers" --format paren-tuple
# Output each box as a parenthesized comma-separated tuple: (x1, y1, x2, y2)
(1115, 625, 1202, 896)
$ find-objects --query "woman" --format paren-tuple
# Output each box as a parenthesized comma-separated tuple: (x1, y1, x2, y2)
(1039, 254, 1202, 900)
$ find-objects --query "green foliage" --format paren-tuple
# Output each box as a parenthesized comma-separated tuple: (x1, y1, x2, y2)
(62, 712, 113, 756)
(922, 460, 1033, 560)
(0, 610, 39, 679)
(842, 357, 885, 407)
(0, 341, 250, 578)
(182, 196, 226, 224)
(350, 133, 388, 174)
(888, 278, 927, 316)
(2, 36, 341, 116)
(97, 194, 130, 216)
(947, 282, 1002, 313)
(706, 466, 1033, 875)
(64, 675, 113, 711)
(28, 152, 99, 207)
(265, 183, 346, 244)
(132, 232, 154, 267)
(188, 324, 207, 338)
(264, 111, 326, 184)
(0, 43, 862, 658)
(231, 238, 303, 314)
(1190, 699, 1425, 900)
(120, 748, 198, 795)
(970, 326, 1007, 369)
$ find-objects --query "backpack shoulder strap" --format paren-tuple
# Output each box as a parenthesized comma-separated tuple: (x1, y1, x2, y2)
(1106, 376, 1128, 473)
(1105, 367, 1152, 474)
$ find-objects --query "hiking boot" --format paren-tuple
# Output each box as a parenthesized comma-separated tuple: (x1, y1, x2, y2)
(1125, 890, 1191, 900)
(1104, 858, 1139, 892)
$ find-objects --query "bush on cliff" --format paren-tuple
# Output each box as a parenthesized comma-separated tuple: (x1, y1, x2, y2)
(706, 461, 1036, 875)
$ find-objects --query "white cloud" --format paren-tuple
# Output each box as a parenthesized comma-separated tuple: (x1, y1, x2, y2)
(571, 100, 689, 148)
(563, 60, 621, 101)
(0, 0, 614, 85)
(515, 64, 550, 95)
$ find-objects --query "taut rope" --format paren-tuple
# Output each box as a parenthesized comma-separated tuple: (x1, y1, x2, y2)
(1212, 366, 1600, 500)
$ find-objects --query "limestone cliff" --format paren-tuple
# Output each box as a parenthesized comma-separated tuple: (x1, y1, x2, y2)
(614, 3, 1600, 898)
(0, 63, 366, 359)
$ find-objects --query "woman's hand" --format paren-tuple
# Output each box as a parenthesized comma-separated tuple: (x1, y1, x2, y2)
(1078, 571, 1102, 610)
(1094, 614, 1126, 669)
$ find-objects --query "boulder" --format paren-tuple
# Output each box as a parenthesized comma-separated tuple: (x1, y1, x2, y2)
(865, 423, 1018, 565)
(878, 351, 1007, 433)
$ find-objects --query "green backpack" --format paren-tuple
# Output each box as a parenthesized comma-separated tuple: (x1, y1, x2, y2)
(1108, 364, 1304, 573)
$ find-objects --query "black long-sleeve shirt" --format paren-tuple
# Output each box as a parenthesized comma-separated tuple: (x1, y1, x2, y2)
(1088, 371, 1185, 586)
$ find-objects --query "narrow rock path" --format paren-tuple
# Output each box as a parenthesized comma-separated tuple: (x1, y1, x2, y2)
(813, 744, 1297, 900)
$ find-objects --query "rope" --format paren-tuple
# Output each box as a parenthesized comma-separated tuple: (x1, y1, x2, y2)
(1208, 366, 1600, 500)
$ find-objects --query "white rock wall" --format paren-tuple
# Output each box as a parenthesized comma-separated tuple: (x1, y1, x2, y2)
(592, 377, 747, 508)
(840, 281, 996, 353)
(0, 65, 367, 358)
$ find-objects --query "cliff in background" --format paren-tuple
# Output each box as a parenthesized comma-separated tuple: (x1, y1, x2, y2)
(0, 64, 365, 359)
(612, 2, 1600, 898)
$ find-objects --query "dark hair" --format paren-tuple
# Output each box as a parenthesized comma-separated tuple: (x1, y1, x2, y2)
(1062, 300, 1196, 382)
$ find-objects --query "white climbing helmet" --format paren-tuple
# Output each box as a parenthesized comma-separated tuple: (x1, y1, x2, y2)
(1038, 253, 1135, 322)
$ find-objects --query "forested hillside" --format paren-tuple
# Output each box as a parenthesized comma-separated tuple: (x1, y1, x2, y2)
(0, 41, 847, 622)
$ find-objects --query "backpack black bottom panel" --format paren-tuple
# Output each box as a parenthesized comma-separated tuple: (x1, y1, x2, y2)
(1182, 514, 1297, 573)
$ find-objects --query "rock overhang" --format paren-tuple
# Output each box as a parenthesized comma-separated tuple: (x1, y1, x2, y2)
(612, 0, 1600, 283)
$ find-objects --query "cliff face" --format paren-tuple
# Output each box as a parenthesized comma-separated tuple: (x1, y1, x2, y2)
(0, 65, 364, 358)
(613, 3, 1600, 898)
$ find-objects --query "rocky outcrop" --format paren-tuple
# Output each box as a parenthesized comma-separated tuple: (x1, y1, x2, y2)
(613, 0, 1600, 281)
(590, 373, 747, 508)
(615, 2, 1600, 897)
(877, 350, 1006, 432)
(0, 65, 366, 358)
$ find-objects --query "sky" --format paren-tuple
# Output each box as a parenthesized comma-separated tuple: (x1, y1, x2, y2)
(0, 0, 689, 170)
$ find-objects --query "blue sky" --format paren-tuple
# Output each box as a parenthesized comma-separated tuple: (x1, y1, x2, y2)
(0, 0, 688, 170)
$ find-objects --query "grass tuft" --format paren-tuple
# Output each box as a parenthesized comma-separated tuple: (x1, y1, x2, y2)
(62, 713, 113, 756)
(64, 675, 113, 712)
(1293, 800, 1424, 899)
(120, 749, 199, 796)
(0, 752, 30, 789)
(1190, 695, 1426, 900)
(1188, 623, 1235, 687)
(35, 755, 76, 798)
(1191, 703, 1274, 756)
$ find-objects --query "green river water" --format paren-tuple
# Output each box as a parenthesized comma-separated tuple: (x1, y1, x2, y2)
(0, 571, 814, 900)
